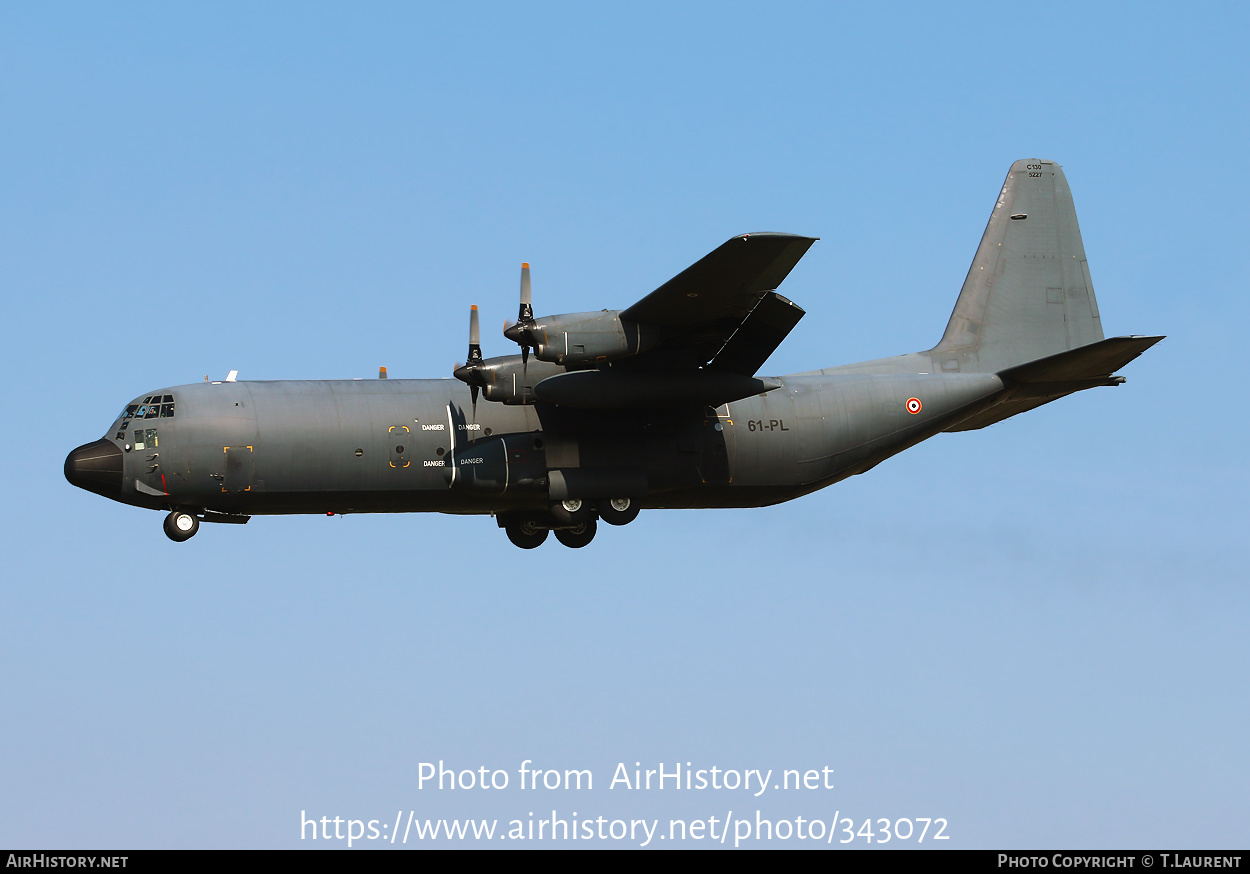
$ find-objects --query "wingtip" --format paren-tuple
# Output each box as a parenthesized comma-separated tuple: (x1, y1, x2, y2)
(731, 231, 820, 244)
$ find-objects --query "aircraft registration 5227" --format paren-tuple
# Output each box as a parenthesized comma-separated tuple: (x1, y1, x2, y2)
(66, 160, 1162, 548)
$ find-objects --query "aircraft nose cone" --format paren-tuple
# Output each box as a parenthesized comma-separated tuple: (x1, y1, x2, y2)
(65, 438, 124, 498)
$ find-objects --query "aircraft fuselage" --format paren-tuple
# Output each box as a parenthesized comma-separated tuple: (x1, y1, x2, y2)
(70, 369, 1005, 519)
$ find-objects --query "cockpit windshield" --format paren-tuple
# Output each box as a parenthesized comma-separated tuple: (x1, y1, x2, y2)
(114, 394, 176, 440)
(117, 395, 176, 421)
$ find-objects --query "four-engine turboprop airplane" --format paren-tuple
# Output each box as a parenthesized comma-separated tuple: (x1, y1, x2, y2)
(65, 160, 1162, 548)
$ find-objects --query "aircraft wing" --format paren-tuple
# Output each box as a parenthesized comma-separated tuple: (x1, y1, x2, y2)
(619, 232, 816, 373)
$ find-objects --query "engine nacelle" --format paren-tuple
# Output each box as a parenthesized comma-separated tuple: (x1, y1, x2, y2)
(522, 311, 659, 366)
(475, 356, 566, 405)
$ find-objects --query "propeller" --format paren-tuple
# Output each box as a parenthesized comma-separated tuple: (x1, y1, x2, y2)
(452, 305, 484, 417)
(502, 262, 535, 370)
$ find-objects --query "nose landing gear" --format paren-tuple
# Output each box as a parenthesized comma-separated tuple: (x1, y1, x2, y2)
(163, 510, 200, 542)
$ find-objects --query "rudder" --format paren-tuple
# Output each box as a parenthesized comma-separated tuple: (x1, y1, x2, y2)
(932, 160, 1104, 374)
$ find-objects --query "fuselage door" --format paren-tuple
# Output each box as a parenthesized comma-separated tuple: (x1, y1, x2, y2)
(700, 407, 732, 484)
(223, 446, 254, 492)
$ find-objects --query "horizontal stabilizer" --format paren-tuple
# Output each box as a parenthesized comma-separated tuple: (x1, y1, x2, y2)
(709, 291, 805, 376)
(945, 335, 1163, 432)
(999, 335, 1164, 386)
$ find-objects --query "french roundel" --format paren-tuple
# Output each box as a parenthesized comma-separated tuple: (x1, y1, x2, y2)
(906, 397, 922, 414)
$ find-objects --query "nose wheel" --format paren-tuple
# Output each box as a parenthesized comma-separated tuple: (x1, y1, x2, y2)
(163, 510, 200, 542)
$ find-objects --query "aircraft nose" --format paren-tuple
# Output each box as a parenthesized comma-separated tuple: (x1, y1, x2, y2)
(65, 438, 124, 498)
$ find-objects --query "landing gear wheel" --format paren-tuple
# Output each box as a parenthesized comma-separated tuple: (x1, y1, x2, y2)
(505, 521, 549, 549)
(554, 517, 597, 548)
(164, 510, 199, 542)
(598, 497, 640, 526)
(550, 498, 591, 526)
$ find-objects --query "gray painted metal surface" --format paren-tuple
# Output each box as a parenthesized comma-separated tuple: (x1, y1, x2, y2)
(65, 160, 1163, 546)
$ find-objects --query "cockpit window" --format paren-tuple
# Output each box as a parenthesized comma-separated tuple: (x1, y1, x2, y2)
(121, 396, 175, 425)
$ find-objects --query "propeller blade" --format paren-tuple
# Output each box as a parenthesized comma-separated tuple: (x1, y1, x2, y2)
(519, 262, 532, 323)
(503, 263, 536, 373)
(454, 306, 486, 389)
(467, 305, 482, 364)
(468, 305, 482, 418)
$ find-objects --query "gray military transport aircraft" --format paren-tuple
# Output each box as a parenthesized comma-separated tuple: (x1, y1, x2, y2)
(66, 160, 1162, 548)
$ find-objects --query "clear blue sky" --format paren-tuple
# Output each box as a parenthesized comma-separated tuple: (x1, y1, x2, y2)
(3, 2, 1247, 848)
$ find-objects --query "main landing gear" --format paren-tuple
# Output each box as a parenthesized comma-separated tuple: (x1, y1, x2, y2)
(500, 497, 638, 549)
(554, 518, 596, 548)
(163, 510, 199, 542)
(597, 497, 639, 526)
(505, 519, 549, 549)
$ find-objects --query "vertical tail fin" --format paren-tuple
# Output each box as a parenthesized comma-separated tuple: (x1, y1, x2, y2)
(932, 160, 1104, 374)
